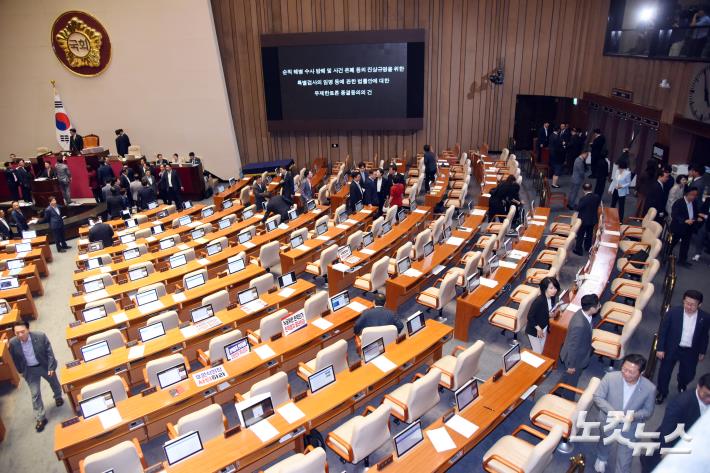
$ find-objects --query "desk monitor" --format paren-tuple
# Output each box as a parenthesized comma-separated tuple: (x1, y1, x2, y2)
(265, 219, 277, 232)
(163, 430, 204, 466)
(288, 209, 298, 221)
(83, 278, 105, 293)
(123, 248, 140, 261)
(397, 208, 406, 223)
(218, 218, 231, 230)
(503, 343, 521, 373)
(224, 337, 250, 361)
(396, 256, 411, 275)
(152, 224, 164, 235)
(355, 200, 363, 213)
(334, 210, 346, 225)
(503, 238, 513, 255)
(22, 230, 37, 239)
(362, 231, 374, 247)
(119, 233, 136, 245)
(455, 378, 479, 412)
(206, 242, 222, 256)
(423, 240, 434, 257)
(261, 201, 268, 211)
(184, 272, 206, 290)
(278, 271, 296, 288)
(290, 234, 304, 249)
(0, 277, 18, 290)
(190, 228, 205, 240)
(227, 256, 246, 274)
(237, 231, 252, 244)
(88, 242, 103, 252)
(466, 274, 480, 293)
(406, 311, 425, 337)
(362, 337, 385, 363)
(157, 363, 188, 389)
(410, 201, 417, 213)
(82, 305, 107, 323)
(242, 208, 254, 220)
(15, 242, 31, 253)
(81, 340, 111, 362)
(217, 184, 226, 194)
(125, 218, 137, 229)
(147, 201, 158, 210)
(157, 210, 168, 218)
(6, 258, 25, 270)
(442, 226, 452, 241)
(308, 365, 336, 393)
(169, 253, 187, 269)
(237, 287, 258, 306)
(394, 420, 424, 458)
(121, 210, 131, 220)
(201, 206, 213, 218)
(159, 237, 176, 250)
(315, 221, 328, 236)
(184, 201, 193, 209)
(178, 215, 192, 226)
(488, 254, 499, 272)
(190, 304, 214, 323)
(222, 199, 234, 209)
(135, 289, 159, 307)
(236, 393, 275, 428)
(79, 391, 115, 419)
(456, 212, 465, 228)
(382, 220, 392, 235)
(0, 303, 7, 315)
(337, 245, 352, 261)
(139, 321, 166, 342)
(329, 290, 350, 312)
(128, 266, 149, 281)
(306, 199, 316, 212)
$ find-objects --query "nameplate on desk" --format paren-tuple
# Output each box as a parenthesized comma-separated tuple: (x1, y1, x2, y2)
(69, 320, 82, 328)
(65, 360, 80, 368)
(145, 464, 164, 473)
(61, 417, 80, 428)
(478, 277, 498, 288)
(141, 386, 157, 396)
(491, 369, 503, 382)
(376, 455, 394, 470)
(224, 425, 242, 438)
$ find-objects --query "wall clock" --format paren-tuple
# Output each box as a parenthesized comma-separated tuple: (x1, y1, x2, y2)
(689, 64, 710, 123)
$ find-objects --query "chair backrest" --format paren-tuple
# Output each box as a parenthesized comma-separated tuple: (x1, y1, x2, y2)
(250, 273, 274, 295)
(194, 223, 213, 235)
(318, 245, 339, 273)
(385, 205, 398, 223)
(175, 404, 225, 442)
(134, 228, 152, 240)
(304, 291, 329, 321)
(85, 298, 118, 315)
(451, 340, 485, 390)
(444, 206, 455, 229)
(506, 204, 517, 222)
(265, 215, 281, 229)
(314, 215, 329, 232)
(80, 375, 128, 403)
(146, 353, 187, 387)
(460, 251, 481, 284)
(405, 369, 441, 421)
(371, 216, 383, 238)
(0, 299, 9, 315)
(222, 214, 237, 225)
(314, 339, 348, 374)
(349, 404, 391, 461)
(647, 239, 662, 260)
(634, 283, 654, 310)
(128, 261, 155, 275)
(174, 248, 196, 263)
(495, 218, 511, 241)
(515, 289, 540, 333)
(437, 273, 458, 309)
(395, 242, 413, 262)
(641, 259, 661, 283)
(259, 241, 281, 270)
(202, 289, 230, 313)
(431, 216, 445, 243)
(134, 214, 148, 225)
(563, 231, 578, 252)
(525, 425, 564, 473)
(82, 440, 143, 473)
(291, 227, 309, 245)
(86, 328, 125, 351)
(347, 230, 363, 250)
(334, 204, 346, 221)
(369, 256, 390, 290)
(211, 236, 228, 252)
(360, 325, 398, 348)
(618, 309, 642, 357)
(317, 186, 328, 205)
(569, 377, 601, 437)
(642, 207, 657, 226)
(146, 310, 180, 331)
(183, 268, 208, 289)
(207, 329, 244, 363)
(645, 221, 662, 239)
(260, 309, 287, 341)
(480, 235, 497, 269)
(412, 229, 432, 260)
(164, 204, 177, 215)
(244, 224, 257, 238)
(248, 371, 290, 407)
(242, 204, 256, 218)
(239, 185, 251, 204)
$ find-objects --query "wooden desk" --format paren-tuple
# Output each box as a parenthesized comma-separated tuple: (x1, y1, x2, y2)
(0, 263, 43, 296)
(543, 208, 620, 364)
(0, 283, 37, 318)
(424, 168, 450, 208)
(0, 332, 20, 387)
(54, 298, 374, 473)
(213, 176, 252, 210)
(0, 307, 25, 338)
(2, 248, 48, 277)
(384, 213, 485, 310)
(330, 181, 350, 213)
(32, 178, 64, 207)
(77, 204, 174, 238)
(384, 350, 554, 472)
(0, 235, 53, 262)
(454, 208, 551, 341)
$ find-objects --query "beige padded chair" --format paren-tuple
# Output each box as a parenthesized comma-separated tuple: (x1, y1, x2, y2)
(290, 227, 309, 246)
(475, 218, 509, 250)
(84, 298, 118, 316)
(485, 206, 516, 235)
(326, 404, 391, 466)
(317, 186, 329, 206)
(258, 241, 282, 276)
(86, 328, 125, 351)
(310, 215, 330, 238)
(305, 244, 338, 283)
(429, 340, 484, 390)
(84, 254, 112, 267)
(482, 425, 564, 473)
(134, 228, 152, 240)
(388, 242, 413, 274)
(616, 238, 661, 272)
(600, 283, 653, 325)
(182, 268, 207, 290)
(171, 215, 191, 228)
(610, 259, 660, 294)
(354, 255, 389, 293)
(545, 229, 577, 252)
(355, 325, 398, 356)
(488, 289, 538, 339)
(370, 216, 384, 238)
(382, 370, 440, 423)
(133, 214, 148, 225)
(304, 291, 329, 321)
(167, 404, 227, 442)
(146, 310, 180, 331)
(446, 251, 481, 287)
(250, 273, 275, 295)
(263, 446, 327, 473)
(549, 212, 579, 236)
(297, 339, 349, 381)
(416, 273, 458, 320)
(265, 215, 281, 230)
(237, 371, 291, 407)
(385, 205, 398, 224)
(526, 248, 566, 284)
(619, 223, 661, 252)
(620, 207, 656, 240)
(429, 216, 445, 243)
(164, 204, 177, 215)
(462, 235, 495, 271)
(247, 309, 287, 344)
(347, 230, 363, 251)
(202, 289, 230, 313)
(80, 439, 146, 473)
(79, 375, 129, 403)
(209, 236, 228, 253)
(197, 329, 244, 366)
(242, 204, 256, 219)
(144, 353, 189, 388)
(592, 309, 642, 365)
(411, 229, 433, 260)
(173, 248, 196, 263)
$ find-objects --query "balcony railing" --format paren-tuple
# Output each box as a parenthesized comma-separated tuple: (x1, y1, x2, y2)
(605, 26, 710, 61)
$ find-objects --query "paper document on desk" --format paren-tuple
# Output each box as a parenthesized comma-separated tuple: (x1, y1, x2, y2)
(414, 209, 427, 214)
(187, 221, 201, 228)
(254, 344, 276, 360)
(481, 193, 491, 198)
(361, 248, 376, 255)
(532, 214, 548, 221)
(599, 241, 618, 249)
(250, 418, 279, 443)
(521, 236, 536, 243)
(128, 345, 145, 360)
(472, 209, 487, 216)
(197, 258, 211, 266)
(277, 287, 296, 298)
(605, 230, 621, 236)
(112, 312, 128, 323)
(98, 408, 122, 429)
(15, 251, 28, 258)
(277, 402, 306, 424)
(316, 235, 331, 241)
(278, 223, 289, 230)
(336, 224, 349, 230)
(313, 208, 323, 214)
(446, 236, 465, 247)
(177, 243, 189, 250)
(530, 220, 545, 226)
(332, 263, 351, 273)
(8, 269, 21, 276)
(79, 238, 89, 245)
(84, 290, 109, 303)
(403, 268, 423, 278)
(499, 260, 517, 269)
(479, 277, 498, 288)
(346, 301, 369, 313)
(172, 292, 187, 303)
(99, 266, 112, 274)
(508, 250, 529, 260)
(195, 237, 208, 245)
(295, 244, 312, 252)
(521, 351, 545, 368)
(243, 241, 256, 249)
(432, 265, 446, 275)
(360, 209, 373, 215)
(345, 219, 358, 225)
(427, 427, 456, 452)
(371, 355, 397, 373)
(311, 317, 333, 330)
(445, 415, 479, 439)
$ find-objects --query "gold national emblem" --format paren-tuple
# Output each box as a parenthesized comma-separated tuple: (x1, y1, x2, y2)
(55, 16, 102, 68)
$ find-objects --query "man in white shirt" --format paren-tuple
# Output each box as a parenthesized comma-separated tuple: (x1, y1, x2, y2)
(593, 354, 656, 473)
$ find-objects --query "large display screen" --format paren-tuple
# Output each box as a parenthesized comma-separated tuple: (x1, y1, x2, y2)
(261, 29, 425, 131)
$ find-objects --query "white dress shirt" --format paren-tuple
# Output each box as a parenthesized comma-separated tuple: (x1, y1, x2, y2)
(686, 197, 694, 220)
(680, 310, 698, 348)
(168, 172, 172, 187)
(581, 310, 592, 327)
(622, 378, 639, 409)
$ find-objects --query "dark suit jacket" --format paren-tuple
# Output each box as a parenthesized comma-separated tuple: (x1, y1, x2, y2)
(69, 134, 84, 154)
(15, 167, 32, 187)
(281, 172, 295, 203)
(537, 127, 550, 148)
(265, 195, 290, 222)
(42, 205, 64, 229)
(137, 186, 157, 210)
(525, 294, 556, 336)
(348, 180, 364, 212)
(159, 169, 182, 191)
(363, 178, 378, 206)
(253, 182, 269, 210)
(354, 306, 403, 335)
(560, 310, 593, 370)
(9, 331, 57, 377)
(98, 164, 115, 185)
(115, 133, 131, 156)
(0, 218, 12, 239)
(5, 168, 18, 188)
(424, 152, 437, 174)
(88, 222, 115, 248)
(39, 167, 56, 179)
(670, 197, 700, 236)
(657, 306, 709, 358)
(10, 209, 28, 231)
(106, 195, 126, 219)
(577, 192, 601, 226)
(644, 180, 668, 219)
(119, 174, 131, 191)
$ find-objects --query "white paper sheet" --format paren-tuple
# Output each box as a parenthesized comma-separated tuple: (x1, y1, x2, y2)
(508, 250, 529, 260)
(599, 241, 618, 249)
(426, 427, 456, 453)
(499, 260, 517, 269)
(346, 301, 369, 313)
(403, 268, 423, 278)
(479, 277, 498, 288)
(99, 266, 112, 274)
(254, 344, 276, 360)
(332, 263, 351, 272)
(195, 237, 208, 245)
(361, 248, 376, 255)
(180, 325, 199, 339)
(345, 219, 358, 225)
(8, 269, 21, 276)
(472, 209, 487, 216)
(277, 287, 296, 298)
(177, 243, 189, 250)
(336, 224, 349, 230)
(197, 258, 211, 266)
(187, 221, 201, 228)
(277, 402, 306, 424)
(127, 345, 145, 360)
(311, 317, 333, 330)
(84, 289, 109, 303)
(414, 209, 427, 214)
(532, 215, 548, 221)
(360, 209, 373, 214)
(530, 220, 545, 226)
(371, 355, 397, 373)
(278, 223, 289, 230)
(605, 230, 621, 236)
(98, 408, 122, 429)
(250, 418, 279, 442)
(445, 415, 479, 439)
(521, 236, 536, 243)
(446, 236, 465, 246)
(481, 193, 491, 198)
(112, 312, 128, 323)
(146, 236, 156, 243)
(243, 241, 256, 249)
(172, 292, 187, 303)
(316, 235, 331, 241)
(432, 265, 446, 275)
(521, 351, 545, 368)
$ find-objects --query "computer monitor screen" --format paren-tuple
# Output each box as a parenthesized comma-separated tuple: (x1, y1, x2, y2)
(139, 321, 166, 342)
(503, 238, 512, 254)
(159, 238, 176, 250)
(152, 224, 164, 235)
(503, 343, 521, 373)
(362, 231, 374, 247)
(355, 200, 363, 212)
(238, 231, 251, 244)
(488, 255, 499, 272)
(206, 243, 222, 256)
(397, 209, 406, 222)
(0, 277, 18, 290)
(456, 212, 465, 228)
(22, 230, 37, 239)
(224, 337, 250, 361)
(410, 201, 417, 212)
(396, 256, 411, 275)
(329, 290, 350, 312)
(306, 199, 316, 211)
(190, 304, 214, 323)
(88, 242, 103, 252)
(79, 391, 115, 419)
(443, 226, 452, 241)
(336, 211, 347, 224)
(184, 201, 193, 209)
(466, 274, 480, 293)
(382, 220, 392, 234)
(82, 305, 107, 323)
(135, 289, 159, 306)
(157, 363, 188, 389)
(227, 257, 246, 274)
(316, 222, 327, 235)
(242, 208, 253, 220)
(163, 431, 203, 466)
(278, 272, 296, 288)
(236, 393, 275, 428)
(169, 254, 187, 269)
(308, 365, 336, 393)
(217, 184, 225, 193)
(265, 219, 277, 232)
(423, 240, 434, 257)
(178, 216, 192, 226)
(218, 218, 231, 230)
(238, 287, 258, 305)
(362, 337, 385, 363)
(455, 378, 479, 412)
(147, 201, 158, 210)
(6, 258, 24, 270)
(81, 340, 111, 362)
(0, 303, 7, 315)
(123, 248, 140, 260)
(128, 267, 148, 281)
(406, 311, 425, 336)
(394, 420, 424, 458)
(290, 234, 304, 249)
(201, 207, 213, 218)
(157, 210, 168, 218)
(223, 199, 233, 209)
(125, 219, 137, 228)
(121, 210, 131, 220)
(119, 233, 135, 244)
(337, 245, 352, 261)
(288, 209, 298, 221)
(191, 228, 205, 240)
(15, 242, 31, 252)
(184, 273, 206, 290)
(83, 278, 105, 293)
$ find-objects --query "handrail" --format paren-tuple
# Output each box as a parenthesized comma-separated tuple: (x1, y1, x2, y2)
(565, 453, 586, 473)
(644, 254, 676, 379)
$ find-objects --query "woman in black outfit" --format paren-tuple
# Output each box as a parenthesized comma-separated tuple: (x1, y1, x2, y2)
(525, 276, 561, 354)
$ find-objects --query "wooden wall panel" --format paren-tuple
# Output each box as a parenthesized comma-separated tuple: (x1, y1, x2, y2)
(212, 0, 702, 169)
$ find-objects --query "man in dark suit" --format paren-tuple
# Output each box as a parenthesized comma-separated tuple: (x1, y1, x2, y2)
(280, 165, 295, 204)
(670, 187, 703, 266)
(559, 293, 600, 398)
(10, 201, 28, 232)
(642, 373, 710, 472)
(0, 209, 13, 239)
(262, 194, 290, 224)
(88, 221, 115, 248)
(41, 196, 70, 252)
(253, 174, 269, 211)
(118, 168, 133, 208)
(644, 169, 671, 223)
(348, 171, 364, 213)
(9, 321, 64, 432)
(655, 289, 709, 404)
(38, 161, 56, 179)
(15, 159, 33, 203)
(363, 169, 378, 207)
(354, 293, 403, 335)
(114, 129, 131, 156)
(69, 128, 83, 155)
(160, 163, 183, 209)
(106, 187, 126, 220)
(4, 161, 19, 201)
(537, 122, 550, 158)
(574, 183, 601, 255)
(137, 178, 157, 210)
(97, 158, 115, 186)
(589, 128, 606, 176)
(372, 168, 387, 214)
(423, 144, 437, 194)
